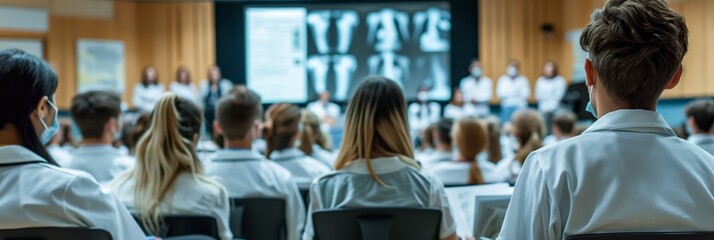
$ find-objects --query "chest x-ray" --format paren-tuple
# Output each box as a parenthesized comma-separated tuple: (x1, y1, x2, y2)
(413, 7, 451, 99)
(307, 10, 359, 100)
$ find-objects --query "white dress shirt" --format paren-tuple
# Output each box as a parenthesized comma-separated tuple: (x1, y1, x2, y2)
(65, 145, 134, 183)
(269, 148, 331, 186)
(302, 156, 457, 240)
(496, 75, 530, 108)
(498, 110, 714, 240)
(534, 76, 567, 113)
(460, 75, 493, 116)
(205, 149, 305, 240)
(170, 82, 201, 106)
(408, 102, 442, 133)
(107, 172, 232, 240)
(443, 103, 478, 120)
(132, 83, 165, 113)
(0, 145, 145, 240)
(688, 134, 714, 156)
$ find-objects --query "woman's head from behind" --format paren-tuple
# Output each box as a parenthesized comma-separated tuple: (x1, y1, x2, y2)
(335, 76, 417, 183)
(264, 103, 302, 157)
(452, 117, 488, 184)
(299, 110, 331, 155)
(511, 109, 545, 164)
(482, 116, 503, 163)
(0, 49, 59, 165)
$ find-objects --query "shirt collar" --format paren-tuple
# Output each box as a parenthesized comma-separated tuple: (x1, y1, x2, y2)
(688, 134, 714, 145)
(73, 144, 120, 155)
(583, 109, 676, 136)
(0, 145, 47, 164)
(213, 149, 266, 162)
(341, 156, 414, 174)
(269, 147, 305, 161)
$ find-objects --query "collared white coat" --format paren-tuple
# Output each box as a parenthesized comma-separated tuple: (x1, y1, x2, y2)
(302, 156, 457, 240)
(496, 75, 530, 108)
(132, 83, 165, 113)
(460, 75, 493, 116)
(206, 149, 306, 240)
(534, 75, 567, 113)
(688, 134, 714, 156)
(65, 144, 134, 183)
(107, 172, 232, 240)
(498, 110, 714, 240)
(269, 148, 331, 185)
(0, 145, 146, 240)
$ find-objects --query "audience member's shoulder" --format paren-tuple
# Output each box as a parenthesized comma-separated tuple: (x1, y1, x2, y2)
(33, 163, 104, 194)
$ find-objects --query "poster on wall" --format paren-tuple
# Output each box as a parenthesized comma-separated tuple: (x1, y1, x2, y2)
(76, 39, 125, 94)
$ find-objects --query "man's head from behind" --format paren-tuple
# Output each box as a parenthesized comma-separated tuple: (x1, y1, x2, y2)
(70, 91, 122, 142)
(215, 86, 263, 143)
(552, 110, 577, 138)
(580, 0, 688, 114)
(685, 99, 714, 134)
(433, 118, 454, 150)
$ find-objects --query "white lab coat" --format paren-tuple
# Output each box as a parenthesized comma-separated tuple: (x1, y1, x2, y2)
(408, 102, 442, 133)
(460, 75, 493, 116)
(0, 145, 145, 239)
(496, 75, 530, 108)
(417, 149, 453, 169)
(443, 103, 478, 120)
(498, 110, 714, 240)
(170, 82, 202, 106)
(46, 144, 73, 167)
(534, 76, 567, 113)
(688, 134, 714, 156)
(107, 172, 233, 240)
(132, 83, 165, 113)
(206, 149, 305, 240)
(310, 144, 336, 168)
(269, 148, 331, 186)
(65, 145, 135, 183)
(428, 161, 471, 185)
(302, 156, 457, 240)
(477, 156, 518, 183)
(306, 101, 341, 121)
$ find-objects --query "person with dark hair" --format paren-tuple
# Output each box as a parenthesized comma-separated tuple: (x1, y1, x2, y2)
(132, 65, 165, 113)
(0, 49, 145, 239)
(500, 1, 714, 239)
(419, 118, 454, 168)
(428, 117, 487, 185)
(65, 91, 134, 183)
(543, 109, 578, 145)
(206, 87, 305, 240)
(443, 88, 477, 119)
(685, 99, 714, 155)
(460, 59, 493, 117)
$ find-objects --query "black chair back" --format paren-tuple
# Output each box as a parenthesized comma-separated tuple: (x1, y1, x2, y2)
(567, 232, 714, 240)
(230, 198, 286, 240)
(299, 188, 310, 209)
(133, 215, 220, 240)
(0, 227, 112, 240)
(312, 208, 441, 240)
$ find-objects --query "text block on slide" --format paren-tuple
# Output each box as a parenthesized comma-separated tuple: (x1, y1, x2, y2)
(246, 7, 308, 103)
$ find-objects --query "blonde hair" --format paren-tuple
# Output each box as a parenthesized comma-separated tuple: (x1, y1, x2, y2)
(452, 117, 487, 184)
(299, 110, 331, 155)
(334, 77, 419, 185)
(264, 103, 302, 157)
(512, 109, 545, 164)
(118, 93, 222, 235)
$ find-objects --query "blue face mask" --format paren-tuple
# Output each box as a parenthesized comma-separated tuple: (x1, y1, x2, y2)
(586, 87, 597, 118)
(36, 99, 59, 145)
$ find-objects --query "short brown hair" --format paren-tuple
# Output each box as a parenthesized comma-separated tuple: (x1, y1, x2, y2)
(685, 99, 714, 132)
(216, 86, 262, 140)
(70, 91, 121, 139)
(580, 0, 688, 108)
(552, 110, 577, 134)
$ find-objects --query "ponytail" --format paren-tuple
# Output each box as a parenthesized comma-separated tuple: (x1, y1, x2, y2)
(515, 132, 543, 164)
(511, 109, 546, 165)
(485, 118, 503, 164)
(467, 161, 485, 184)
(264, 104, 301, 158)
(299, 122, 314, 155)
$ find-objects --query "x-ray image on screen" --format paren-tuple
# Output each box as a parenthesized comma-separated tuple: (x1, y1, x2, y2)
(245, 2, 451, 102)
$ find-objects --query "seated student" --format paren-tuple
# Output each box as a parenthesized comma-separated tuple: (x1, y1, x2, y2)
(299, 110, 335, 167)
(443, 88, 477, 120)
(415, 122, 436, 157)
(505, 109, 546, 180)
(419, 118, 455, 168)
(46, 120, 75, 166)
(206, 87, 305, 240)
(499, 1, 714, 239)
(428, 117, 486, 185)
(476, 116, 515, 183)
(107, 93, 232, 240)
(65, 91, 134, 183)
(303, 77, 458, 240)
(0, 49, 145, 239)
(542, 110, 577, 146)
(685, 99, 714, 155)
(264, 103, 331, 184)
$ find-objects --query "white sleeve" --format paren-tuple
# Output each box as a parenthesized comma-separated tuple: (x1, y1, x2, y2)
(443, 105, 456, 119)
(459, 77, 473, 102)
(534, 78, 544, 101)
(521, 77, 531, 99)
(428, 175, 457, 239)
(285, 179, 306, 240)
(429, 103, 441, 123)
(477, 77, 493, 103)
(132, 85, 146, 112)
(554, 77, 567, 102)
(497, 154, 560, 240)
(210, 187, 233, 240)
(62, 175, 147, 240)
(496, 77, 508, 99)
(301, 181, 323, 240)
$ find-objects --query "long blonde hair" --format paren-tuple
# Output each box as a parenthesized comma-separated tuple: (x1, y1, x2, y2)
(120, 93, 220, 235)
(299, 110, 331, 155)
(264, 103, 302, 157)
(334, 77, 419, 185)
(512, 109, 545, 164)
(452, 118, 487, 184)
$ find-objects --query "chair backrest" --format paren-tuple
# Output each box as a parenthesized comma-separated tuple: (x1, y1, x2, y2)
(312, 208, 441, 240)
(299, 188, 310, 209)
(0, 227, 112, 240)
(567, 232, 714, 240)
(230, 198, 286, 240)
(133, 215, 220, 240)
